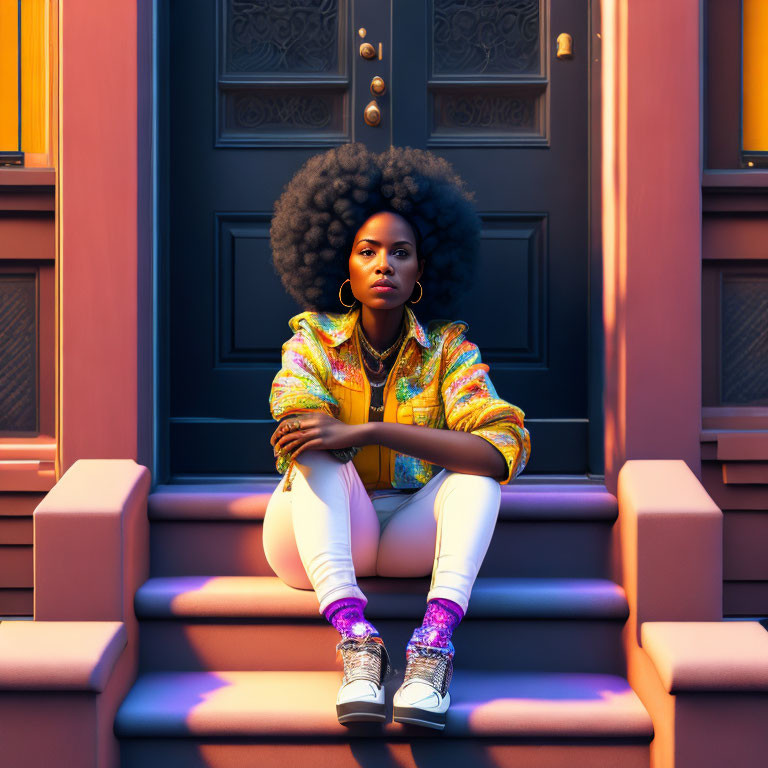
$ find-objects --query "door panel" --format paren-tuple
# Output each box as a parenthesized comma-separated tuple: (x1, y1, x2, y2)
(164, 0, 591, 479)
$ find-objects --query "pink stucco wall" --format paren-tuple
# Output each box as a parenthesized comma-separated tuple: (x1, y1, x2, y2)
(59, 0, 139, 474)
(601, 0, 702, 493)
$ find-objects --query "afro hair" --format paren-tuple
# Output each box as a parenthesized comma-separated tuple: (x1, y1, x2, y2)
(269, 143, 481, 321)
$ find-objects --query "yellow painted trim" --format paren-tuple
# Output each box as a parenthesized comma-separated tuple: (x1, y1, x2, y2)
(0, 0, 19, 150)
(21, 0, 48, 154)
(0, 0, 51, 160)
(743, 0, 768, 151)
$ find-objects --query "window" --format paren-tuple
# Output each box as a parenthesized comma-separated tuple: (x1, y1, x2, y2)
(0, 0, 55, 167)
(742, 0, 768, 167)
(705, 0, 768, 169)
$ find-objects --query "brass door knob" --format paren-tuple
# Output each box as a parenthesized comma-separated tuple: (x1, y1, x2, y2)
(364, 100, 381, 127)
(359, 42, 376, 60)
(556, 33, 573, 59)
(370, 76, 386, 95)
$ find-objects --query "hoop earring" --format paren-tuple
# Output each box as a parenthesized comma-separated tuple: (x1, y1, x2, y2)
(408, 280, 423, 304)
(339, 278, 357, 308)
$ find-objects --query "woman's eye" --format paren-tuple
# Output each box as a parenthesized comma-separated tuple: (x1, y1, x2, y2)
(357, 247, 409, 258)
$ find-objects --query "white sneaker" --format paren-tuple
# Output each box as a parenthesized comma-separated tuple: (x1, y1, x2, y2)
(392, 642, 454, 730)
(335, 635, 391, 723)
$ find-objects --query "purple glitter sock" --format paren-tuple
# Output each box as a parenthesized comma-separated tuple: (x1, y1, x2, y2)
(323, 596, 380, 640)
(407, 597, 465, 654)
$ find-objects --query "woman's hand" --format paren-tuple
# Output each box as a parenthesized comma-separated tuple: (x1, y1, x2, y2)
(271, 412, 360, 460)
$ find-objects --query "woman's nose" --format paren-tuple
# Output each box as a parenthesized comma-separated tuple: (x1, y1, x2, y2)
(375, 251, 394, 272)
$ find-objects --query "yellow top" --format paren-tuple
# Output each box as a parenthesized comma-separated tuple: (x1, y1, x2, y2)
(269, 305, 531, 491)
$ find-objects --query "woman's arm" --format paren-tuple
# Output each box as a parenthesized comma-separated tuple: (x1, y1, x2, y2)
(271, 414, 507, 481)
(438, 322, 531, 484)
(360, 421, 508, 480)
(270, 328, 338, 421)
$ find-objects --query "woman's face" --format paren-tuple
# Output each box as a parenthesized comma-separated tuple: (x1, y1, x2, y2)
(348, 211, 424, 310)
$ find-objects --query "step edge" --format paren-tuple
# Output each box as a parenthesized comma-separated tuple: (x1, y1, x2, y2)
(134, 576, 629, 620)
(114, 670, 652, 741)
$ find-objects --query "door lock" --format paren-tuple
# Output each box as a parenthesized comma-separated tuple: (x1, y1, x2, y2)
(370, 76, 386, 96)
(364, 100, 381, 127)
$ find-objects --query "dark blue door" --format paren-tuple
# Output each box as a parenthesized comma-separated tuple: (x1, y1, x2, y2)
(162, 0, 592, 480)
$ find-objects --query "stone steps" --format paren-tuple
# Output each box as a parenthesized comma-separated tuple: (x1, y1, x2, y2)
(148, 481, 618, 579)
(135, 575, 629, 674)
(114, 479, 653, 767)
(116, 669, 653, 768)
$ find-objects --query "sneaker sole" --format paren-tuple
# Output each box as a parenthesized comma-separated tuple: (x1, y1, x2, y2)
(336, 700, 387, 723)
(392, 705, 446, 730)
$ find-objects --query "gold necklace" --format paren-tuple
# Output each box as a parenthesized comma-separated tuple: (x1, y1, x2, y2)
(357, 322, 406, 375)
(360, 339, 399, 413)
(365, 357, 395, 413)
(357, 322, 406, 360)
(361, 353, 390, 391)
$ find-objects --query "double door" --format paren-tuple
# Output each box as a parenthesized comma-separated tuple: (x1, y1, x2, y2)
(163, 0, 592, 479)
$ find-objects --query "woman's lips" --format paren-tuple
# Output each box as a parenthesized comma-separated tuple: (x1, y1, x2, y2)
(371, 285, 396, 292)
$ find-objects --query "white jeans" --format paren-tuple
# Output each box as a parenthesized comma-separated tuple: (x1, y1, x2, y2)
(262, 449, 501, 615)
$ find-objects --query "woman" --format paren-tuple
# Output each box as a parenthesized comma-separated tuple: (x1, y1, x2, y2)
(263, 143, 531, 730)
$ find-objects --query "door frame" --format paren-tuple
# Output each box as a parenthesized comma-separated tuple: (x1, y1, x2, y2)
(152, 0, 606, 484)
(588, 0, 605, 479)
(57, 0, 702, 493)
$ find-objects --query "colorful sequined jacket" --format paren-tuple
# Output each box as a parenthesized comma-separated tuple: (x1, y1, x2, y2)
(269, 304, 531, 491)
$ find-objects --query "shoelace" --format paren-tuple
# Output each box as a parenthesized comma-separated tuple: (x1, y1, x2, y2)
(403, 646, 453, 697)
(336, 637, 390, 686)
